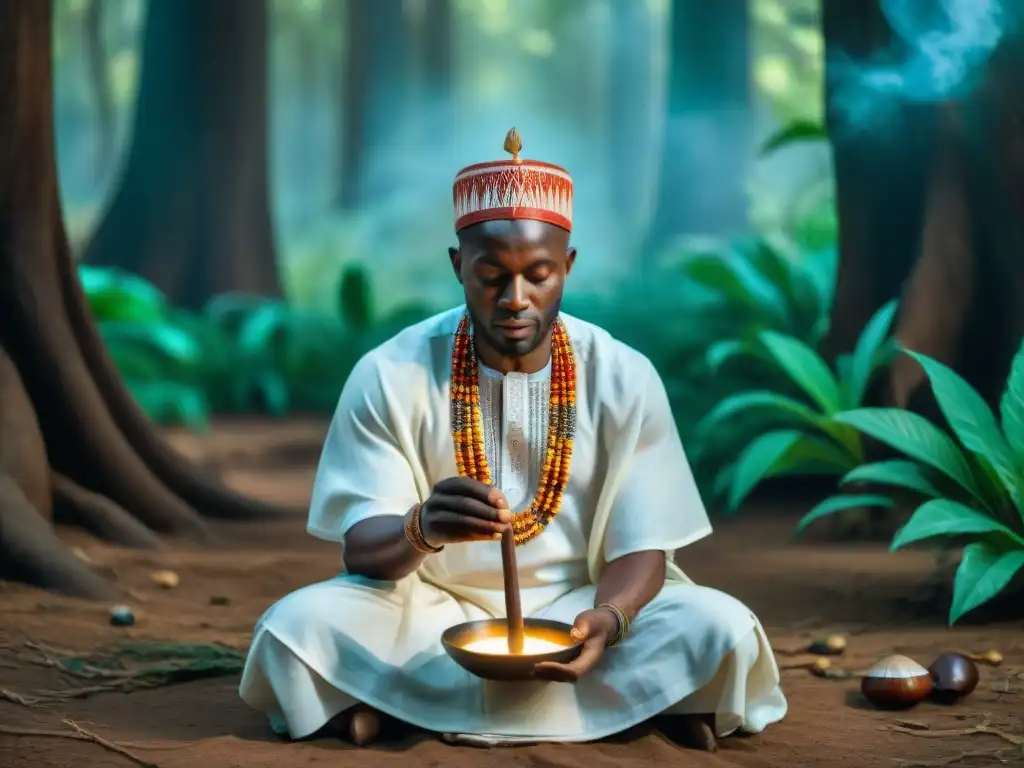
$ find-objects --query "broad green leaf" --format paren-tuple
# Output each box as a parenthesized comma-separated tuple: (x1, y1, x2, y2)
(726, 430, 802, 512)
(949, 542, 1024, 624)
(127, 381, 209, 430)
(891, 499, 1024, 552)
(835, 408, 984, 503)
(237, 303, 293, 360)
(1000, 341, 1024, 466)
(840, 460, 944, 498)
(679, 254, 786, 324)
(706, 339, 763, 370)
(772, 434, 860, 473)
(79, 266, 167, 323)
(711, 464, 736, 502)
(203, 292, 275, 336)
(970, 453, 1011, 512)
(99, 321, 203, 367)
(697, 391, 823, 436)
(844, 300, 898, 409)
(724, 430, 843, 514)
(744, 239, 796, 299)
(905, 349, 1021, 508)
(759, 120, 829, 157)
(795, 494, 894, 535)
(758, 331, 841, 413)
(251, 371, 291, 416)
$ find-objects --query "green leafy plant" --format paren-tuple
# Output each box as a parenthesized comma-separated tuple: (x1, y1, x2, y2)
(337, 263, 374, 331)
(82, 265, 212, 429)
(698, 299, 899, 512)
(796, 341, 1024, 624)
(677, 236, 836, 356)
(81, 265, 439, 429)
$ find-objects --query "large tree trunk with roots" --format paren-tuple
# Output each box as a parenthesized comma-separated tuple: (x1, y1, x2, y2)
(83, 0, 281, 310)
(0, 0, 288, 600)
(824, 1, 1024, 409)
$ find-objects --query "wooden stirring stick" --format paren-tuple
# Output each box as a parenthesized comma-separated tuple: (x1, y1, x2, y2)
(500, 526, 525, 655)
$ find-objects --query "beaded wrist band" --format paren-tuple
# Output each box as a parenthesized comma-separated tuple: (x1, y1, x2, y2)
(597, 603, 631, 647)
(404, 504, 444, 554)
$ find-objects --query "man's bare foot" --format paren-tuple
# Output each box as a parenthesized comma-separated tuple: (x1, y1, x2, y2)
(347, 706, 381, 746)
(662, 714, 717, 752)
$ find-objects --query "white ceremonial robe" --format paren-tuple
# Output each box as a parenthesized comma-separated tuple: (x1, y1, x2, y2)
(239, 306, 788, 742)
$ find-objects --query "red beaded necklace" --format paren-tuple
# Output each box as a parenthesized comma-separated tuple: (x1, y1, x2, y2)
(450, 313, 577, 545)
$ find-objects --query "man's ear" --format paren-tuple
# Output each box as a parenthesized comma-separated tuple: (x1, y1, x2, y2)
(448, 247, 463, 284)
(565, 246, 577, 276)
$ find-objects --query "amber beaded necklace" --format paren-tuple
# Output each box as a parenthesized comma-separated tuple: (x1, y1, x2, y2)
(450, 313, 577, 546)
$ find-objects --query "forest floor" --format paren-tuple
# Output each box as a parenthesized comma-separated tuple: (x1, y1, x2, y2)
(0, 419, 1022, 768)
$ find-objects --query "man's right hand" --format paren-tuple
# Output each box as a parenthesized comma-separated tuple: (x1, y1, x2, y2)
(419, 477, 511, 546)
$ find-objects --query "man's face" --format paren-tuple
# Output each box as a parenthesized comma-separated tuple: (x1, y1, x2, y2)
(449, 219, 576, 359)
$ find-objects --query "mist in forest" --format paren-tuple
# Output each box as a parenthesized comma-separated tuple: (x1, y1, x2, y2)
(827, 0, 1014, 140)
(53, 0, 823, 316)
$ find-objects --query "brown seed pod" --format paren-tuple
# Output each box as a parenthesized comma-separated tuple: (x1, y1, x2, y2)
(860, 655, 933, 710)
(807, 634, 847, 656)
(963, 649, 1002, 667)
(151, 570, 179, 589)
(928, 652, 979, 705)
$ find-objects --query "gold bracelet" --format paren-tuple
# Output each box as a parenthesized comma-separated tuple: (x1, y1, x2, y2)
(404, 504, 443, 554)
(597, 603, 631, 647)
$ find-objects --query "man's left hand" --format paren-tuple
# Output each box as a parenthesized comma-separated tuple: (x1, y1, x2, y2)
(533, 608, 618, 683)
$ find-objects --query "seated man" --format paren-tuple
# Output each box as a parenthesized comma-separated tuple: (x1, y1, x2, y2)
(239, 129, 787, 750)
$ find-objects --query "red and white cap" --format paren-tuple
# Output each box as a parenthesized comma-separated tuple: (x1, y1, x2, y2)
(452, 128, 573, 233)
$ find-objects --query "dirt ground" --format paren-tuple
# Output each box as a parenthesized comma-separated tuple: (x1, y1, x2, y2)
(1, 419, 1022, 768)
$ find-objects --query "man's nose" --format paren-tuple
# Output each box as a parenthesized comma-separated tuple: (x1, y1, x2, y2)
(499, 276, 530, 312)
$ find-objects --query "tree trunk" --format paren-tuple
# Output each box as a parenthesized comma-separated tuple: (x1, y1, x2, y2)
(822, 0, 932, 362)
(83, 0, 281, 310)
(337, 0, 411, 210)
(824, 1, 1024, 407)
(0, 0, 289, 600)
(82, 0, 116, 178)
(648, 0, 752, 250)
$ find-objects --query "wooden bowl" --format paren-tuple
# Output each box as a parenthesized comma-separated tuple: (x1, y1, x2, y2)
(442, 618, 583, 681)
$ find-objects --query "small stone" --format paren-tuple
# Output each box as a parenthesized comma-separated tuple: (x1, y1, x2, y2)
(109, 605, 135, 627)
(151, 570, 180, 589)
(209, 595, 230, 606)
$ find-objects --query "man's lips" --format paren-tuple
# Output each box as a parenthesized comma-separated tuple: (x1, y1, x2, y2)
(494, 321, 534, 339)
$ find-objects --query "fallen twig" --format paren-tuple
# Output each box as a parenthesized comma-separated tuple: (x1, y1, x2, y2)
(891, 748, 1017, 767)
(0, 688, 41, 708)
(885, 722, 1023, 747)
(0, 720, 159, 767)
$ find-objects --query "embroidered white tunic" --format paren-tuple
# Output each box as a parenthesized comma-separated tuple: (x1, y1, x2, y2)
(239, 307, 788, 741)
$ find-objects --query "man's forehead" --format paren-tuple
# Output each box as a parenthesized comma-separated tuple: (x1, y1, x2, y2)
(459, 219, 568, 249)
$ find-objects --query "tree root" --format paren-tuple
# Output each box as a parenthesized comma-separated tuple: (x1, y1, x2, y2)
(51, 471, 162, 549)
(886, 718, 1024, 767)
(0, 0, 287, 604)
(0, 473, 120, 600)
(885, 722, 1023, 748)
(0, 720, 161, 767)
(59, 147, 294, 523)
(891, 749, 1020, 767)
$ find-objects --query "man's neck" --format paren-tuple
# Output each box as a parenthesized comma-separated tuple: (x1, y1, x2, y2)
(475, 333, 553, 375)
